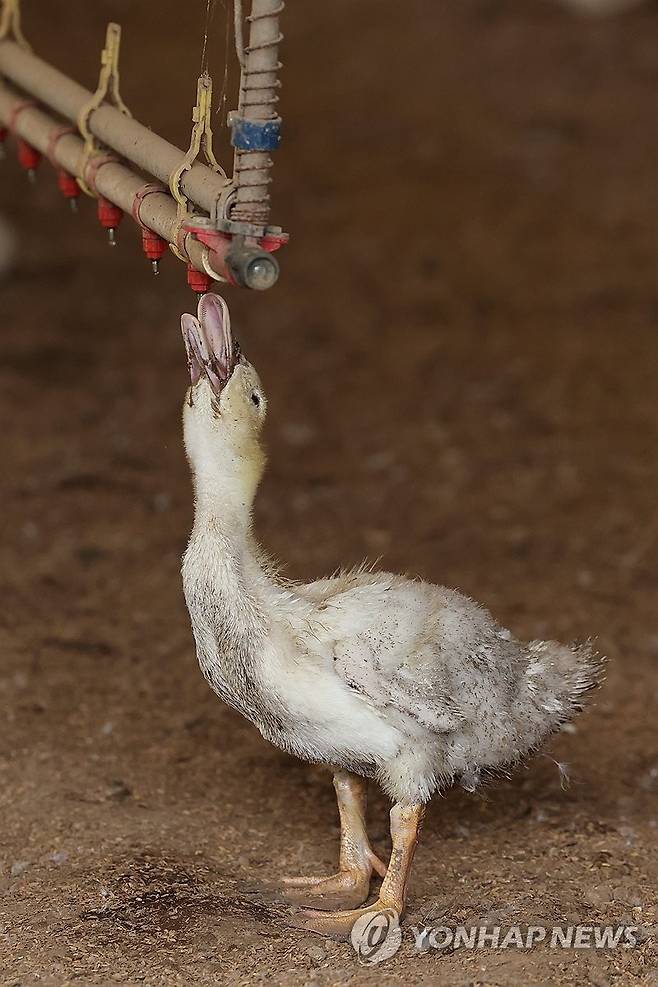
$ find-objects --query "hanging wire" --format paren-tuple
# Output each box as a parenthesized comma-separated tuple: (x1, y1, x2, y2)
(199, 0, 234, 129)
(216, 0, 232, 125)
(200, 0, 217, 74)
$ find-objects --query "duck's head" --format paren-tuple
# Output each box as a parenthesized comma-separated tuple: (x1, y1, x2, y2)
(181, 293, 267, 505)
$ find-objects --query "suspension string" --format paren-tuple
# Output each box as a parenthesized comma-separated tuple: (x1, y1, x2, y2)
(200, 0, 232, 132)
(200, 0, 217, 74)
(216, 0, 231, 126)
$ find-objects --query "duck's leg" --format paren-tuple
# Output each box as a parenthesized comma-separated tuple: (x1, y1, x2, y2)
(278, 770, 387, 910)
(291, 801, 425, 938)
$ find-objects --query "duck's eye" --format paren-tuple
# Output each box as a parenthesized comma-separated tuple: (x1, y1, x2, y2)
(251, 391, 261, 408)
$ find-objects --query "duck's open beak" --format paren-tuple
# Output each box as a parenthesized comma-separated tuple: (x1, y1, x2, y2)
(181, 314, 203, 386)
(180, 293, 235, 396)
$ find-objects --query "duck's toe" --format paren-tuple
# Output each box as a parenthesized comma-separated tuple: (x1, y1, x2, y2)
(277, 868, 373, 910)
(289, 899, 398, 940)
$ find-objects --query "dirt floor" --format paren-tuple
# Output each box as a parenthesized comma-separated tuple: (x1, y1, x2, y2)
(1, 1, 657, 984)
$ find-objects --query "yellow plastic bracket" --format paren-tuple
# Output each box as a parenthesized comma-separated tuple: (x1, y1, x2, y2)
(168, 72, 230, 262)
(77, 22, 132, 197)
(0, 0, 31, 50)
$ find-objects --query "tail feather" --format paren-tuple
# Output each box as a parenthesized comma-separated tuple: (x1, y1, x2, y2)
(524, 638, 605, 733)
(459, 637, 604, 791)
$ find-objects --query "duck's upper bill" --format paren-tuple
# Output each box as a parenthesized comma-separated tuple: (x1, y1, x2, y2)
(181, 293, 235, 394)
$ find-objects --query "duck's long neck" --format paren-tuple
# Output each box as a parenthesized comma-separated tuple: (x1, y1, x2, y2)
(192, 449, 259, 530)
(187, 456, 276, 626)
(184, 474, 277, 724)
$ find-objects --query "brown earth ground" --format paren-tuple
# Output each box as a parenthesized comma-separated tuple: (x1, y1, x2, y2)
(1, 1, 657, 985)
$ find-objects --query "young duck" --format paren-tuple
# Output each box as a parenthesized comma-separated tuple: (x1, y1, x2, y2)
(180, 294, 602, 937)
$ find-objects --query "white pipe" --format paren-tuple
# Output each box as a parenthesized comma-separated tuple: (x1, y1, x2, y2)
(0, 82, 208, 273)
(0, 39, 232, 219)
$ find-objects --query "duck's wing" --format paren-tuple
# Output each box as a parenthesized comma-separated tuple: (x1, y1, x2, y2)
(307, 577, 487, 734)
(299, 563, 390, 602)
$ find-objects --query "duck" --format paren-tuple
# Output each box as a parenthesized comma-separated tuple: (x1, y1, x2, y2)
(180, 293, 602, 938)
